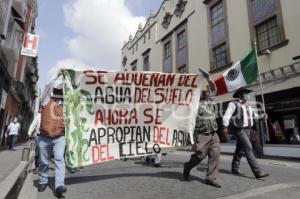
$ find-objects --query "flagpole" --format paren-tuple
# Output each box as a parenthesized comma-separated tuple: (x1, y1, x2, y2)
(254, 42, 270, 150)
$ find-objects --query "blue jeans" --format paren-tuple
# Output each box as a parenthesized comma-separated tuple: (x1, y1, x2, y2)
(38, 134, 65, 188)
(9, 134, 17, 150)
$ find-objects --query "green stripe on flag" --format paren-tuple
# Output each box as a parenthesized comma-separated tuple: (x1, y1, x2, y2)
(240, 48, 258, 85)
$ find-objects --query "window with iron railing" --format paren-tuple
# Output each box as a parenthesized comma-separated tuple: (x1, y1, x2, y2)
(213, 43, 227, 68)
(206, 0, 230, 70)
(248, 0, 287, 53)
(256, 17, 281, 51)
(163, 40, 172, 73)
(143, 55, 149, 71)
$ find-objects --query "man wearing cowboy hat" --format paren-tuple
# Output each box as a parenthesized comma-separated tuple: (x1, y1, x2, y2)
(37, 72, 67, 197)
(223, 87, 269, 179)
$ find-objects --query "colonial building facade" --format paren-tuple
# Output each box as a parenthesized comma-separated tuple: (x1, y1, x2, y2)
(121, 0, 300, 158)
(0, 0, 39, 145)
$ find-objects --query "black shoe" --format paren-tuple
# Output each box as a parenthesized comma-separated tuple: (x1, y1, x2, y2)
(255, 173, 270, 179)
(183, 163, 190, 181)
(232, 170, 246, 176)
(206, 179, 221, 188)
(153, 163, 161, 167)
(145, 157, 150, 164)
(38, 184, 47, 192)
(55, 186, 67, 197)
(67, 167, 76, 173)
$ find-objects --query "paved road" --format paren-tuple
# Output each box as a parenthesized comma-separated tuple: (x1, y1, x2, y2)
(29, 151, 300, 199)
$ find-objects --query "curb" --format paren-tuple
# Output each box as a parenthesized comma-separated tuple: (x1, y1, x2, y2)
(17, 172, 37, 199)
(0, 152, 34, 199)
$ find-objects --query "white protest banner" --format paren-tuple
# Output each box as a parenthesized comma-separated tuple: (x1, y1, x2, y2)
(63, 70, 201, 168)
(21, 33, 39, 57)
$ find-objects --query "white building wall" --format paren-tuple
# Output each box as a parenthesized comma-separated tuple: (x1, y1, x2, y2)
(122, 0, 300, 92)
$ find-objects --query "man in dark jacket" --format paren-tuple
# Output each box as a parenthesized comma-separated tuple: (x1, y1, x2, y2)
(183, 72, 221, 188)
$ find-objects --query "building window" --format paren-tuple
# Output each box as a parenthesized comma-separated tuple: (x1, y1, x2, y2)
(211, 1, 224, 26)
(177, 30, 186, 50)
(148, 30, 151, 39)
(256, 17, 281, 51)
(247, 0, 287, 53)
(131, 60, 137, 71)
(210, 1, 225, 45)
(143, 35, 146, 43)
(213, 43, 227, 68)
(135, 43, 138, 51)
(143, 54, 150, 71)
(164, 41, 171, 60)
(163, 40, 172, 73)
(206, 0, 230, 70)
(251, 0, 276, 22)
(176, 26, 188, 72)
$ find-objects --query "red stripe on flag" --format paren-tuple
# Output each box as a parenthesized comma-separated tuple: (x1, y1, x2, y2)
(214, 75, 228, 96)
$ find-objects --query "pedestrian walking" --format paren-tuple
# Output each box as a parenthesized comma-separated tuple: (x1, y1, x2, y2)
(6, 117, 20, 151)
(28, 108, 41, 173)
(222, 87, 269, 179)
(38, 73, 67, 197)
(183, 71, 221, 188)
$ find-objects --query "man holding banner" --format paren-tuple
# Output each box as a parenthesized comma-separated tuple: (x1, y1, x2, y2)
(183, 71, 221, 188)
(38, 74, 67, 197)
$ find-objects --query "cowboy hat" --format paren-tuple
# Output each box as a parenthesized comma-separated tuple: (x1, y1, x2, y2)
(233, 87, 252, 98)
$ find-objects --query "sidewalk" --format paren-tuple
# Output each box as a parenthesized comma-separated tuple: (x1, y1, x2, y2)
(0, 142, 31, 183)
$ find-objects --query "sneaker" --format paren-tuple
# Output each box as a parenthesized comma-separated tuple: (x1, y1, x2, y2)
(55, 186, 67, 197)
(38, 184, 47, 192)
(255, 173, 270, 179)
(153, 163, 161, 167)
(205, 179, 221, 188)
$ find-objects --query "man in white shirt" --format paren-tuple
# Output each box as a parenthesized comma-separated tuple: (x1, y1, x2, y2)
(223, 87, 269, 179)
(28, 110, 41, 173)
(7, 117, 20, 151)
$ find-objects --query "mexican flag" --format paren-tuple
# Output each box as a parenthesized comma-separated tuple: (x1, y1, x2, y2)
(214, 48, 258, 95)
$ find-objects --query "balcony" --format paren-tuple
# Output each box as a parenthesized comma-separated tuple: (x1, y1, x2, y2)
(259, 62, 300, 84)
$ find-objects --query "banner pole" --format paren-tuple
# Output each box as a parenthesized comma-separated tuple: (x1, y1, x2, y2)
(254, 42, 270, 154)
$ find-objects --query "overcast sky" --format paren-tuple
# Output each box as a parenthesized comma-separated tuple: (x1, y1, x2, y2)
(36, 0, 163, 89)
